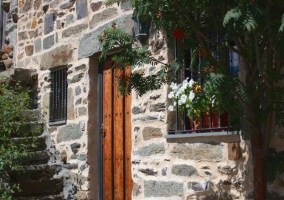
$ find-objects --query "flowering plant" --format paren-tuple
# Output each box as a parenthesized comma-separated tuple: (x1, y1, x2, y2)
(168, 78, 205, 119)
(168, 78, 221, 120)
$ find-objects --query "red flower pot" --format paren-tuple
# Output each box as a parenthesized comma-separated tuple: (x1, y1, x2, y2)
(202, 111, 219, 128)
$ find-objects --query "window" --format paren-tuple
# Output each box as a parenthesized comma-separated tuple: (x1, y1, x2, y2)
(0, 2, 6, 50)
(169, 37, 239, 134)
(49, 67, 67, 125)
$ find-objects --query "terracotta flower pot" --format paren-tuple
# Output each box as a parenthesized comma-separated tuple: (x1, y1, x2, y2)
(220, 111, 228, 127)
(189, 118, 201, 131)
(202, 111, 219, 128)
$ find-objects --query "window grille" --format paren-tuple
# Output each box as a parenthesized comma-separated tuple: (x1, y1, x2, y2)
(169, 37, 239, 134)
(0, 1, 7, 50)
(49, 67, 67, 124)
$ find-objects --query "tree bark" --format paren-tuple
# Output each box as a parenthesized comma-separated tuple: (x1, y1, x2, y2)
(250, 129, 267, 200)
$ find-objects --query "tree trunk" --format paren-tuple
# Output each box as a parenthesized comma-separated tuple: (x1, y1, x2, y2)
(250, 129, 267, 200)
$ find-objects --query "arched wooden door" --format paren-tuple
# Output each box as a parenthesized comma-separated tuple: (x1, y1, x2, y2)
(102, 60, 133, 200)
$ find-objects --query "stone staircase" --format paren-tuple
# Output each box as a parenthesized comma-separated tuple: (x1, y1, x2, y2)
(8, 119, 65, 200)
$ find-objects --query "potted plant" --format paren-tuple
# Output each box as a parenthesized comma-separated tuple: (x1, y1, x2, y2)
(168, 78, 207, 129)
(168, 78, 228, 130)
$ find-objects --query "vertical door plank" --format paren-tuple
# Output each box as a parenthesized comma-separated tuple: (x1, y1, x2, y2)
(124, 66, 133, 200)
(113, 67, 125, 200)
(103, 60, 113, 200)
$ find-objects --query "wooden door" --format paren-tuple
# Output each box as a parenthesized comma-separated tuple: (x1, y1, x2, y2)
(102, 61, 133, 200)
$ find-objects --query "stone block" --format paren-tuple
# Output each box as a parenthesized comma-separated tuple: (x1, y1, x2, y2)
(34, 38, 42, 53)
(63, 163, 78, 170)
(78, 107, 87, 116)
(171, 143, 224, 161)
(76, 0, 88, 20)
(56, 20, 61, 29)
(19, 0, 32, 13)
(228, 142, 242, 160)
(80, 163, 88, 171)
(218, 165, 237, 175)
(134, 143, 165, 156)
(75, 98, 82, 105)
(90, 1, 102, 12)
(150, 94, 161, 100)
(65, 14, 74, 26)
(149, 102, 166, 112)
(78, 14, 134, 58)
(133, 115, 159, 122)
(139, 168, 157, 176)
(69, 73, 84, 83)
(60, 0, 75, 9)
(70, 172, 87, 186)
(67, 88, 75, 119)
(76, 191, 88, 200)
(142, 127, 162, 141)
(34, 0, 42, 10)
(77, 153, 87, 161)
(89, 8, 118, 29)
(144, 180, 183, 197)
(25, 45, 34, 56)
(188, 181, 210, 192)
(28, 29, 39, 39)
(60, 150, 67, 163)
(44, 13, 54, 35)
(171, 164, 197, 177)
(162, 167, 167, 176)
(133, 183, 141, 196)
(31, 18, 38, 29)
(40, 45, 73, 70)
(132, 106, 145, 114)
(121, 0, 131, 10)
(75, 64, 86, 71)
(18, 31, 28, 41)
(71, 142, 81, 154)
(75, 86, 81, 96)
(57, 123, 83, 143)
(62, 23, 88, 38)
(42, 4, 49, 13)
(43, 34, 54, 49)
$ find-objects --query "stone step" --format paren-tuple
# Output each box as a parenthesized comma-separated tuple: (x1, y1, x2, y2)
(13, 178, 63, 196)
(11, 123, 43, 138)
(13, 136, 47, 151)
(9, 164, 62, 182)
(21, 151, 50, 165)
(14, 194, 65, 200)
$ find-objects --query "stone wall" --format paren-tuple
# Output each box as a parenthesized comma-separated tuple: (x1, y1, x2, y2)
(128, 30, 253, 199)
(3, 0, 284, 199)
(13, 0, 133, 199)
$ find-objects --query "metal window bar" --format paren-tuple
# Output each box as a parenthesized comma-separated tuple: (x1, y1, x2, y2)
(170, 33, 236, 135)
(50, 68, 67, 123)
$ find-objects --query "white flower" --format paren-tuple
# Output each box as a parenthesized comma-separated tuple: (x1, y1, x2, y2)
(170, 82, 178, 91)
(182, 78, 189, 87)
(188, 79, 195, 87)
(189, 91, 195, 101)
(168, 91, 175, 99)
(168, 105, 174, 111)
(180, 94, 187, 104)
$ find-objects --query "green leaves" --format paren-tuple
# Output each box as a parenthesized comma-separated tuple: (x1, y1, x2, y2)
(0, 77, 39, 198)
(279, 14, 284, 32)
(223, 8, 243, 27)
(99, 26, 170, 96)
